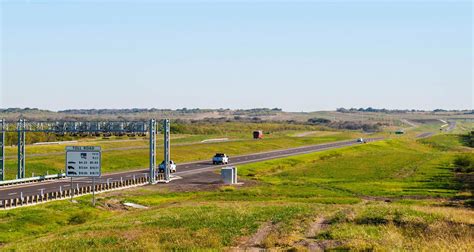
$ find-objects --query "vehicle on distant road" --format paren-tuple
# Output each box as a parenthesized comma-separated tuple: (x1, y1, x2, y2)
(158, 160, 177, 173)
(213, 153, 229, 165)
(253, 130, 263, 139)
(357, 138, 366, 143)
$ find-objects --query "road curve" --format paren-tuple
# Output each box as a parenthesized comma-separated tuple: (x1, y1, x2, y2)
(0, 138, 383, 202)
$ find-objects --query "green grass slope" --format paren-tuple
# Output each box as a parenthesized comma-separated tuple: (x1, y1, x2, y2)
(0, 135, 472, 250)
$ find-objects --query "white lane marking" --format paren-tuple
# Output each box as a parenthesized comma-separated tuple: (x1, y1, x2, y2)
(8, 192, 17, 195)
(1, 139, 382, 194)
(176, 143, 361, 176)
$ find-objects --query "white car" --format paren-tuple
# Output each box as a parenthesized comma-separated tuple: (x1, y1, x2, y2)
(213, 153, 229, 165)
(357, 138, 366, 143)
(159, 160, 177, 173)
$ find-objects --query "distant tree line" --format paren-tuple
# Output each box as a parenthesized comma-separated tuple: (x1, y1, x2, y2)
(2, 132, 74, 146)
(58, 108, 216, 115)
(0, 108, 51, 113)
(336, 107, 472, 114)
(0, 107, 282, 116)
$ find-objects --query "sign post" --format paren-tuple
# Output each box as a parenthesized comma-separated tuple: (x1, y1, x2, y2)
(92, 177, 96, 206)
(70, 177, 73, 202)
(65, 146, 101, 205)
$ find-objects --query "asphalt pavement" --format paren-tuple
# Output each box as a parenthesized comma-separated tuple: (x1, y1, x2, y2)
(0, 138, 382, 201)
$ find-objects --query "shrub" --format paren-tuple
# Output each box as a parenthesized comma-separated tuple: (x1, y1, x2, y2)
(67, 212, 89, 225)
(307, 118, 331, 125)
(453, 155, 474, 173)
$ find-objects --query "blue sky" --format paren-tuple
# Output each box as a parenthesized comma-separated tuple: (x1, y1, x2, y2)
(0, 0, 472, 111)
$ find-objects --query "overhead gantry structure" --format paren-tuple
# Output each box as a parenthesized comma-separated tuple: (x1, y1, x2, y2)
(0, 119, 171, 183)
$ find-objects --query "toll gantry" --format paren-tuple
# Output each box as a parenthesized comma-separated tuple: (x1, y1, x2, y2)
(0, 119, 171, 183)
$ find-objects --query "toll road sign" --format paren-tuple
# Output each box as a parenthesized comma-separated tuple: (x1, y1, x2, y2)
(66, 146, 101, 177)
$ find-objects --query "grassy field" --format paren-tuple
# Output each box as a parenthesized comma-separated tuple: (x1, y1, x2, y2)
(0, 133, 472, 250)
(450, 120, 474, 134)
(2, 127, 360, 180)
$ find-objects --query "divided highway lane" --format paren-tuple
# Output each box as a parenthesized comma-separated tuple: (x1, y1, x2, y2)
(0, 138, 383, 201)
(416, 132, 435, 139)
(447, 121, 456, 132)
(416, 120, 456, 139)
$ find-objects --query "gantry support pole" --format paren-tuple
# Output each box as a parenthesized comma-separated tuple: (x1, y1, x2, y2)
(149, 119, 156, 184)
(163, 119, 170, 182)
(0, 119, 5, 181)
(17, 119, 26, 179)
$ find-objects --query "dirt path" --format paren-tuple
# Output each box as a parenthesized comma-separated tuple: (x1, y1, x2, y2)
(293, 217, 338, 251)
(235, 221, 275, 250)
(305, 217, 329, 238)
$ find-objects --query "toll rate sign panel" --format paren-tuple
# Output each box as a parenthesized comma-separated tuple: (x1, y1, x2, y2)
(66, 146, 101, 177)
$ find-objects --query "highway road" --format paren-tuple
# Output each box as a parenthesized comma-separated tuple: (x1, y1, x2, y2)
(416, 121, 456, 139)
(0, 138, 382, 202)
(416, 132, 435, 138)
(446, 120, 456, 132)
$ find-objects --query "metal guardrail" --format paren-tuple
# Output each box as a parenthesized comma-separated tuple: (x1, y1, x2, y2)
(0, 173, 66, 186)
(1, 175, 151, 209)
(0, 174, 176, 209)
